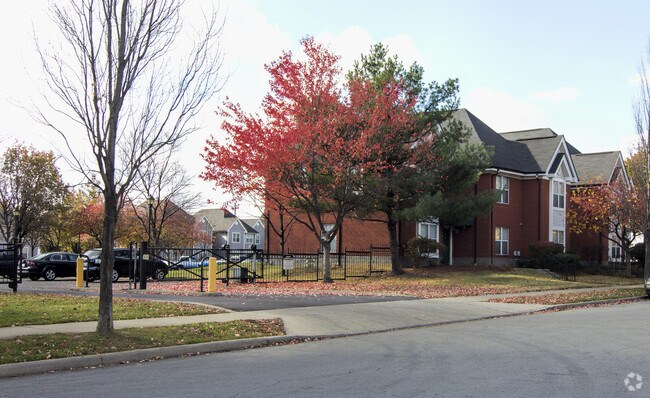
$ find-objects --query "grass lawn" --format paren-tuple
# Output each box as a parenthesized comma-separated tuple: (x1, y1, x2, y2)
(488, 288, 647, 305)
(146, 266, 644, 298)
(0, 293, 224, 327)
(0, 319, 285, 364)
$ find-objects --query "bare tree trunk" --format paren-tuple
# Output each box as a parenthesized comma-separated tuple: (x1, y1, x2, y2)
(97, 190, 117, 335)
(322, 242, 333, 283)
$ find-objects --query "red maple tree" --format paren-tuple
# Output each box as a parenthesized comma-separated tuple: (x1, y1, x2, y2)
(203, 37, 418, 282)
(568, 180, 645, 274)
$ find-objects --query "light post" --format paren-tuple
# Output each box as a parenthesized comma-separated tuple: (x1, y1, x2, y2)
(11, 210, 19, 292)
(12, 210, 19, 242)
(147, 196, 154, 245)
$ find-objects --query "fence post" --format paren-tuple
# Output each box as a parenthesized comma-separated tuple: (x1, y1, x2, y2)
(76, 256, 83, 288)
(224, 244, 230, 286)
(139, 240, 148, 290)
(11, 239, 19, 293)
(207, 257, 217, 293)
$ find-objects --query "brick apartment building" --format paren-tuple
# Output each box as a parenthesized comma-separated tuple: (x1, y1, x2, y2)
(265, 109, 627, 266)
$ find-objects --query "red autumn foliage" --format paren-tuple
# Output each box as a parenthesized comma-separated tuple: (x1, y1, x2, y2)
(202, 37, 424, 281)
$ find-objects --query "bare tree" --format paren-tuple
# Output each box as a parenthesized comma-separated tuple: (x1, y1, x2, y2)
(634, 42, 650, 281)
(130, 150, 202, 246)
(35, 0, 226, 335)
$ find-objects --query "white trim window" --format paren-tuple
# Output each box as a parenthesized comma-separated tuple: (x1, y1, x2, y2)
(609, 234, 622, 262)
(495, 227, 509, 255)
(245, 233, 255, 245)
(417, 222, 438, 241)
(255, 234, 261, 245)
(232, 232, 241, 244)
(496, 176, 509, 204)
(552, 180, 565, 209)
(552, 230, 565, 246)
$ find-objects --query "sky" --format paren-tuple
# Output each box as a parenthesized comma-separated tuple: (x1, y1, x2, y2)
(1, 0, 650, 217)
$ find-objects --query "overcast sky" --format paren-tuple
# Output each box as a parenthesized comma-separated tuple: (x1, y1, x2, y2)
(1, 0, 649, 217)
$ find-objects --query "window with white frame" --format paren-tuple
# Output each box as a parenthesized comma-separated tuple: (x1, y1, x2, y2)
(255, 234, 261, 245)
(417, 222, 438, 241)
(245, 233, 254, 245)
(495, 227, 509, 255)
(232, 232, 241, 243)
(496, 176, 509, 204)
(552, 180, 565, 209)
(609, 235, 622, 262)
(552, 230, 565, 246)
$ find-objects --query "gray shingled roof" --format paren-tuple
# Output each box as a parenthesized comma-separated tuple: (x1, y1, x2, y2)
(242, 218, 261, 231)
(453, 109, 543, 173)
(239, 219, 259, 233)
(502, 128, 581, 155)
(572, 151, 621, 185)
(193, 208, 237, 232)
(516, 135, 565, 173)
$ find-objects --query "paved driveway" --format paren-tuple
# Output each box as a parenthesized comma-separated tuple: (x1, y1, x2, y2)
(2, 278, 417, 311)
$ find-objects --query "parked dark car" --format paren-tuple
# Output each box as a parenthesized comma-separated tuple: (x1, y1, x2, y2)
(20, 252, 80, 281)
(0, 250, 19, 279)
(83, 248, 167, 282)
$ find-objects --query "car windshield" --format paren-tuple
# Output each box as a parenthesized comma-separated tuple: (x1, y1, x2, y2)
(83, 250, 102, 259)
(31, 253, 51, 261)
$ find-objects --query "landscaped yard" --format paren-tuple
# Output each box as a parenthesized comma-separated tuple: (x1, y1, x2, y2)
(0, 293, 224, 327)
(141, 267, 644, 298)
(0, 319, 285, 365)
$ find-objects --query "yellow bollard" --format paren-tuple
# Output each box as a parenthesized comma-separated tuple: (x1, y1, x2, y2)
(76, 256, 83, 288)
(207, 257, 217, 293)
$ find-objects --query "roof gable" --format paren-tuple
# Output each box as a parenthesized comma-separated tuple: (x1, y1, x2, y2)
(572, 151, 629, 186)
(452, 109, 542, 173)
(193, 208, 237, 232)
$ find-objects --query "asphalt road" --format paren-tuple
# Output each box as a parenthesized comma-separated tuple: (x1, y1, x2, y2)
(1, 301, 647, 397)
(3, 278, 417, 311)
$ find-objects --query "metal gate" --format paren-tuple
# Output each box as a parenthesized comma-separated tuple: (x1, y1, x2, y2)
(146, 245, 264, 291)
(0, 243, 22, 292)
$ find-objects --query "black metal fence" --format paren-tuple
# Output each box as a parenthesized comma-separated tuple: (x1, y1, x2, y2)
(144, 245, 392, 290)
(0, 243, 22, 292)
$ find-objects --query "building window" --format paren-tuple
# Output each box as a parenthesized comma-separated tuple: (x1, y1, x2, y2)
(417, 222, 438, 241)
(232, 232, 241, 243)
(609, 235, 622, 262)
(245, 233, 254, 245)
(496, 176, 509, 204)
(495, 227, 509, 255)
(255, 234, 261, 245)
(552, 180, 565, 209)
(552, 230, 565, 246)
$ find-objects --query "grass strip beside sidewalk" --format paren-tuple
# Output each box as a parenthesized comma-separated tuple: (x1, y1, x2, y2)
(0, 319, 285, 365)
(488, 288, 647, 305)
(0, 293, 224, 327)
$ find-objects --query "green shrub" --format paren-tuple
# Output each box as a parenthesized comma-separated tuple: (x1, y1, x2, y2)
(528, 241, 564, 268)
(405, 237, 446, 268)
(630, 243, 645, 265)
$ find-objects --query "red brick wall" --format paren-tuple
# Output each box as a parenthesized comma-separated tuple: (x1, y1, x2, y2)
(265, 211, 391, 253)
(266, 173, 570, 266)
(454, 174, 553, 265)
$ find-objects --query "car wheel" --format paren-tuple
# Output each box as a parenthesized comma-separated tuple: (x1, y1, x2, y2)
(153, 267, 166, 280)
(43, 268, 56, 281)
(28, 275, 40, 281)
(111, 269, 120, 283)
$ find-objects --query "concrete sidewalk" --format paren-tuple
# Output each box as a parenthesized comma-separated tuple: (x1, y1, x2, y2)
(0, 287, 644, 378)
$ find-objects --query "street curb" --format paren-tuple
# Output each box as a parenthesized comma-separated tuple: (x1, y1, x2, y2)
(0, 335, 300, 378)
(1, 296, 645, 378)
(535, 296, 647, 312)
